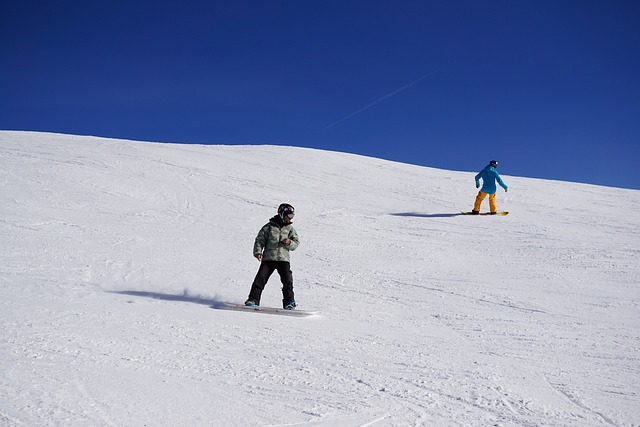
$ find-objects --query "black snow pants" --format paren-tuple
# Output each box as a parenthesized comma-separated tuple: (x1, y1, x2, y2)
(248, 261, 294, 308)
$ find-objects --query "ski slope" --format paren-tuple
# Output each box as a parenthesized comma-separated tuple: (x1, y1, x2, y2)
(1, 131, 638, 426)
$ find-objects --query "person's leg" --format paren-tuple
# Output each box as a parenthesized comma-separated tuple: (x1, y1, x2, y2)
(473, 191, 487, 213)
(276, 262, 294, 308)
(247, 262, 276, 305)
(489, 193, 497, 213)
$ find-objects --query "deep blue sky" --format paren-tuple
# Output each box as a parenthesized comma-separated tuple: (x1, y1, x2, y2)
(2, 1, 639, 189)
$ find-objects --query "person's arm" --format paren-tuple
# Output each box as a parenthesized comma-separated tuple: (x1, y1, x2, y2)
(253, 224, 268, 259)
(495, 172, 508, 191)
(285, 227, 300, 251)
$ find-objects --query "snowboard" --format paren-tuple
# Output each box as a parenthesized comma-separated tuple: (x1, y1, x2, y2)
(218, 303, 319, 317)
(460, 211, 509, 216)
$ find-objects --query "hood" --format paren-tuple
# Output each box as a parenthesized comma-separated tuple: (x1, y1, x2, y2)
(269, 215, 286, 227)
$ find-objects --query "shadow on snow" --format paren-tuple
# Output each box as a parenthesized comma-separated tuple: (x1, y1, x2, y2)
(110, 290, 229, 309)
(390, 212, 463, 218)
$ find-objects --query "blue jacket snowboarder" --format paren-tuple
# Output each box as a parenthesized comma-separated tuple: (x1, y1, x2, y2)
(472, 160, 508, 214)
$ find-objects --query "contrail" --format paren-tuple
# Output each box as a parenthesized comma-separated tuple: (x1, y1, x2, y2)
(324, 67, 443, 130)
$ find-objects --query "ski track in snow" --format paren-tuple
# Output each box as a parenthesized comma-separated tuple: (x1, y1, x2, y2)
(1, 131, 639, 426)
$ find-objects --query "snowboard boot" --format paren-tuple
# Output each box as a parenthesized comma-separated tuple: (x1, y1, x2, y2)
(244, 299, 258, 307)
(284, 301, 297, 310)
(471, 210, 479, 215)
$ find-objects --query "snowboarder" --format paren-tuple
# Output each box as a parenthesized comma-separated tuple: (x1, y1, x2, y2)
(245, 203, 300, 310)
(471, 160, 508, 214)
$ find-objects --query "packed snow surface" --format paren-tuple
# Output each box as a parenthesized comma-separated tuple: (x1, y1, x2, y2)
(1, 131, 639, 426)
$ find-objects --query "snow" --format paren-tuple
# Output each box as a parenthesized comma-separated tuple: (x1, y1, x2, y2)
(1, 130, 638, 426)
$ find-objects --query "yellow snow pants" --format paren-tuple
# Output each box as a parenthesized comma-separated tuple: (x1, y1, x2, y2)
(473, 191, 497, 213)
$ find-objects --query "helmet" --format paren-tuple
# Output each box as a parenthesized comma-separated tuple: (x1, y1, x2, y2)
(489, 160, 498, 167)
(277, 203, 295, 220)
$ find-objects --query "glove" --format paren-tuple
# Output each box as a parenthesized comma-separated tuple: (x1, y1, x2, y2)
(504, 188, 508, 192)
(476, 185, 480, 189)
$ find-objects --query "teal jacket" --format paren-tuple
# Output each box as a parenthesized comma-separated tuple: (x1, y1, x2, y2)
(253, 216, 299, 262)
(475, 165, 507, 194)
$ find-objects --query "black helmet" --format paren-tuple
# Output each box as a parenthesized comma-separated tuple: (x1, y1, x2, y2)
(489, 160, 498, 167)
(277, 203, 295, 219)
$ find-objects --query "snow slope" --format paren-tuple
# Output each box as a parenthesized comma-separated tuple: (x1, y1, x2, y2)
(1, 131, 638, 427)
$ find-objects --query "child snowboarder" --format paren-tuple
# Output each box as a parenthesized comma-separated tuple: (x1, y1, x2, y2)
(245, 203, 300, 310)
(472, 160, 508, 214)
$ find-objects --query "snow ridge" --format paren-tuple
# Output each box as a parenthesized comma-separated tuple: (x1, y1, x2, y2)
(1, 131, 638, 426)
